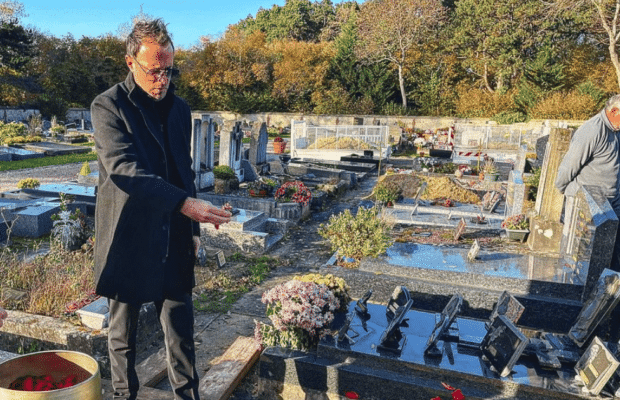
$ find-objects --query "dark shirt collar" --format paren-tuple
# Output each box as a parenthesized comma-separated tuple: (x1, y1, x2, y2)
(124, 72, 175, 108)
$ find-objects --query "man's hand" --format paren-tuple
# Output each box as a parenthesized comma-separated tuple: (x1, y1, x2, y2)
(193, 235, 200, 256)
(180, 198, 231, 228)
(0, 307, 7, 328)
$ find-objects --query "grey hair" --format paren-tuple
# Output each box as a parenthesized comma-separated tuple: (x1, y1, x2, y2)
(605, 94, 620, 112)
(126, 18, 174, 57)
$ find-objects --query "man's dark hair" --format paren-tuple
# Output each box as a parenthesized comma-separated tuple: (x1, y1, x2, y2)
(126, 18, 174, 57)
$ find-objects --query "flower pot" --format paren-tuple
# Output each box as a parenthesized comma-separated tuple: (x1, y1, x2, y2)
(249, 189, 267, 197)
(273, 141, 287, 154)
(0, 350, 101, 400)
(484, 172, 500, 182)
(505, 228, 529, 242)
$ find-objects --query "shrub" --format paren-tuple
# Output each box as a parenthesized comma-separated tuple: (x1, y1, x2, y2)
(0, 246, 95, 318)
(4, 135, 42, 145)
(213, 165, 237, 180)
(374, 180, 402, 204)
(529, 90, 600, 120)
(455, 85, 516, 118)
(492, 111, 528, 125)
(318, 206, 393, 261)
(50, 126, 65, 134)
(254, 279, 341, 350)
(17, 178, 40, 189)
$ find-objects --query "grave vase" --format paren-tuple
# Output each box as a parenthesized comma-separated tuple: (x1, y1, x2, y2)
(505, 228, 529, 242)
(273, 141, 287, 154)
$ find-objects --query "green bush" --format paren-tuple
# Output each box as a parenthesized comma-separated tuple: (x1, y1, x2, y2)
(4, 135, 42, 145)
(213, 165, 237, 180)
(318, 206, 393, 261)
(17, 178, 40, 189)
(492, 111, 528, 125)
(374, 180, 402, 204)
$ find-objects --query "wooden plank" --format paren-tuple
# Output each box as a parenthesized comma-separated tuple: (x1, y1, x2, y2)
(135, 347, 168, 388)
(199, 336, 261, 400)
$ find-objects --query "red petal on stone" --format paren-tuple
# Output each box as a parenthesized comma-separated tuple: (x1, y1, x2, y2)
(451, 389, 465, 400)
(431, 397, 442, 400)
(344, 391, 360, 399)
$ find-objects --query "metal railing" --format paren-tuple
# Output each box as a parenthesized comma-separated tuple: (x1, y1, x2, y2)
(291, 120, 389, 155)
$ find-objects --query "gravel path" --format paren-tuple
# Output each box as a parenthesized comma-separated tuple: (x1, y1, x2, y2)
(0, 161, 98, 193)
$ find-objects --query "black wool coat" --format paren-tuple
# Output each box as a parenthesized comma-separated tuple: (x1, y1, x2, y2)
(91, 73, 199, 304)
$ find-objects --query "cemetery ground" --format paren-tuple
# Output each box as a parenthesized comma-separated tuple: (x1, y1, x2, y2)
(0, 160, 540, 400)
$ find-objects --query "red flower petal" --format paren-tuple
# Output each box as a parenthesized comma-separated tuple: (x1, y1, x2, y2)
(344, 391, 360, 399)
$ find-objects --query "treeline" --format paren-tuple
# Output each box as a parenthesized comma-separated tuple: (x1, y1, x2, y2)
(1, 0, 619, 122)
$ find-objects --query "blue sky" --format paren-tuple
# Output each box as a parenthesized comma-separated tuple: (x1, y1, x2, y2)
(20, 0, 307, 49)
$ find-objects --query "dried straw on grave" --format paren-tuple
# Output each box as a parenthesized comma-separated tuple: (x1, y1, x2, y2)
(420, 176, 480, 204)
(312, 137, 375, 150)
(376, 174, 479, 204)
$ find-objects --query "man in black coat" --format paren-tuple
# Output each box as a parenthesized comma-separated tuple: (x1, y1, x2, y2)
(91, 18, 230, 400)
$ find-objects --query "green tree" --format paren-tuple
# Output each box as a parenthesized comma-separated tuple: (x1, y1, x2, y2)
(550, 0, 620, 90)
(240, 0, 336, 42)
(356, 0, 447, 108)
(328, 10, 394, 112)
(450, 0, 570, 93)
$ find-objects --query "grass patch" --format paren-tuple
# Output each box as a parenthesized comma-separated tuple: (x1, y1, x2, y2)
(0, 244, 95, 318)
(0, 152, 97, 172)
(193, 254, 279, 313)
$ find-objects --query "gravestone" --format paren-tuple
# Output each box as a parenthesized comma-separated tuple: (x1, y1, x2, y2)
(467, 239, 480, 262)
(453, 218, 466, 241)
(568, 269, 620, 347)
(562, 186, 619, 301)
(244, 122, 269, 181)
(423, 293, 463, 356)
(480, 315, 529, 377)
(486, 291, 524, 329)
(528, 128, 572, 253)
(506, 171, 526, 217)
(219, 121, 245, 182)
(514, 144, 529, 173)
(534, 134, 549, 169)
(575, 336, 620, 395)
(191, 114, 215, 190)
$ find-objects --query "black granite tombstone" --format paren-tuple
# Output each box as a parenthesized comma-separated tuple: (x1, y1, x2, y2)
(480, 315, 529, 377)
(569, 269, 620, 347)
(424, 293, 463, 357)
(486, 291, 525, 329)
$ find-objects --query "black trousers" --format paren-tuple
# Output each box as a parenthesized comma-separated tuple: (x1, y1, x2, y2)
(108, 295, 200, 400)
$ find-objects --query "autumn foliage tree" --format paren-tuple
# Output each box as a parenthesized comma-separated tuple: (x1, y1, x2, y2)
(356, 0, 447, 109)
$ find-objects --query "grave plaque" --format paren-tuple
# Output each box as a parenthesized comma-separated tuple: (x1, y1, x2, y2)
(569, 269, 620, 347)
(216, 250, 226, 268)
(378, 298, 413, 354)
(575, 336, 620, 395)
(480, 315, 528, 377)
(453, 218, 466, 241)
(467, 239, 480, 262)
(424, 293, 463, 356)
(486, 291, 525, 329)
(386, 286, 411, 321)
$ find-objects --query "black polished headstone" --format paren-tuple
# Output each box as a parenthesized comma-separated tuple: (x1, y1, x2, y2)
(486, 291, 525, 329)
(424, 293, 463, 357)
(569, 269, 620, 347)
(480, 315, 529, 377)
